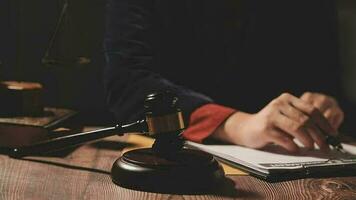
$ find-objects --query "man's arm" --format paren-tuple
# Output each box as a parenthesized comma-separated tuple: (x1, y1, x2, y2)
(103, 0, 345, 151)
(104, 0, 212, 124)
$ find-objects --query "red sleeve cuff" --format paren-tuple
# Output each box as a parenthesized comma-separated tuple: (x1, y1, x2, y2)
(182, 103, 236, 143)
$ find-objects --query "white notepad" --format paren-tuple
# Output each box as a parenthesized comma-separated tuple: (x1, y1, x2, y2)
(185, 141, 356, 180)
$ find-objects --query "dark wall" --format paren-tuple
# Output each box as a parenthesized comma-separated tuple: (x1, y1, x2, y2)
(0, 0, 113, 124)
(338, 0, 356, 102)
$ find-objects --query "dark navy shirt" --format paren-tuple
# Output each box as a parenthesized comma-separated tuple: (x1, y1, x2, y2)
(104, 0, 342, 125)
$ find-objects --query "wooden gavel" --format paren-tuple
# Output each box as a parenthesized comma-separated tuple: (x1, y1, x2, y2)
(9, 91, 226, 194)
(10, 91, 186, 157)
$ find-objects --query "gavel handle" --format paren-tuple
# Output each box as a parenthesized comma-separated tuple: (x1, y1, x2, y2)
(10, 120, 147, 158)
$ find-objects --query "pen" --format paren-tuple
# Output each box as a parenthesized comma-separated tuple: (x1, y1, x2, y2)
(323, 132, 346, 153)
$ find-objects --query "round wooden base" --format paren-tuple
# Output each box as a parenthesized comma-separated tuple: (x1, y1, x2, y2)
(111, 148, 226, 194)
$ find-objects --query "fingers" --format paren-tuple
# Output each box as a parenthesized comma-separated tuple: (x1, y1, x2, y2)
(268, 129, 299, 153)
(300, 92, 334, 112)
(300, 92, 344, 130)
(267, 93, 335, 151)
(272, 111, 314, 149)
(277, 102, 329, 150)
(247, 92, 342, 153)
(324, 107, 344, 130)
(285, 93, 337, 136)
(307, 125, 330, 151)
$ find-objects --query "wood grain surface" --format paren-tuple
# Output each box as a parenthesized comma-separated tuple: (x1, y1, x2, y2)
(0, 128, 356, 200)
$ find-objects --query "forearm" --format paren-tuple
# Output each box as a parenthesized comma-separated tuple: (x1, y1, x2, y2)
(104, 0, 212, 123)
(104, 66, 212, 123)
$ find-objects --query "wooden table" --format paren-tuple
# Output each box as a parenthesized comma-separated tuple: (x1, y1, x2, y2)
(1, 128, 356, 200)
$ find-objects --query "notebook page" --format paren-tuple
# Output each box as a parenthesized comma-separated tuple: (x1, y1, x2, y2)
(185, 141, 356, 173)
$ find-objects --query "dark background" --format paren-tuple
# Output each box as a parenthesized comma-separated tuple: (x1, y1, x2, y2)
(1, 0, 356, 128)
(0, 0, 113, 124)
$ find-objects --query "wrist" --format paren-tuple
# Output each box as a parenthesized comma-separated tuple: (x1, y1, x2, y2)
(212, 111, 253, 145)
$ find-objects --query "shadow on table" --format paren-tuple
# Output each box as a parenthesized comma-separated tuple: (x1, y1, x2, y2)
(0, 139, 138, 176)
(17, 157, 111, 175)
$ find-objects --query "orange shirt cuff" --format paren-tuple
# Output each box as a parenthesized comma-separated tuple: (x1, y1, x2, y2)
(182, 103, 237, 143)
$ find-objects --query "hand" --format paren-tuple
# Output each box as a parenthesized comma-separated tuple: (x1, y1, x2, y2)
(214, 93, 339, 152)
(300, 92, 344, 130)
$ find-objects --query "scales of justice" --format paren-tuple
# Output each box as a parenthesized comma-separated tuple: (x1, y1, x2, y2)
(10, 91, 227, 194)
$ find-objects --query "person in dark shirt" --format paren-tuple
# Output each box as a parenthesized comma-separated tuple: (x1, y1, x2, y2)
(104, 0, 346, 152)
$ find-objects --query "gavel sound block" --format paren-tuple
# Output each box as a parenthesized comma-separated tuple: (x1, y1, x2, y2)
(111, 92, 226, 194)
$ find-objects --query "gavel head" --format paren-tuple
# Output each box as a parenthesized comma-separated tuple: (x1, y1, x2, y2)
(144, 91, 186, 155)
(144, 91, 185, 136)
